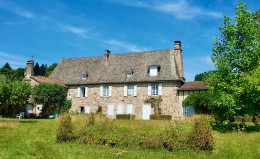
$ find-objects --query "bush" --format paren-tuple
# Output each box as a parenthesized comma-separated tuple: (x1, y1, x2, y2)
(187, 118, 214, 150)
(161, 122, 187, 151)
(86, 113, 95, 127)
(56, 115, 75, 142)
(116, 114, 135, 120)
(150, 114, 172, 120)
(139, 133, 162, 149)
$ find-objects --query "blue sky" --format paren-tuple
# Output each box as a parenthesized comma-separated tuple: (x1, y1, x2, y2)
(0, 0, 259, 81)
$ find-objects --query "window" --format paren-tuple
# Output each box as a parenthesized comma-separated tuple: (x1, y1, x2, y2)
(100, 85, 112, 97)
(151, 84, 159, 95)
(124, 85, 137, 96)
(107, 104, 114, 115)
(117, 105, 123, 114)
(127, 71, 133, 77)
(183, 106, 195, 117)
(149, 66, 158, 76)
(77, 87, 88, 97)
(81, 73, 88, 80)
(148, 83, 162, 96)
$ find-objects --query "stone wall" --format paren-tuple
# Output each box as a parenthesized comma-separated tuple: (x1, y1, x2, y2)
(67, 81, 183, 119)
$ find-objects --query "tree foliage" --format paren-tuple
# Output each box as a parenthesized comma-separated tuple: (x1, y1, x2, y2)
(32, 83, 67, 115)
(205, 2, 260, 123)
(194, 70, 216, 81)
(0, 79, 31, 114)
(45, 63, 58, 76)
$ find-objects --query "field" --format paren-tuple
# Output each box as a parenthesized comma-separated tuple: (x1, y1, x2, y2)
(0, 116, 260, 159)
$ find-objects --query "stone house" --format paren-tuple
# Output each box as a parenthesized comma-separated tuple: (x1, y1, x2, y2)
(49, 41, 187, 119)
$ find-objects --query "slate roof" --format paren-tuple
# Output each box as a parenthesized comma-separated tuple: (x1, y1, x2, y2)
(30, 76, 66, 87)
(50, 49, 183, 85)
(178, 81, 208, 91)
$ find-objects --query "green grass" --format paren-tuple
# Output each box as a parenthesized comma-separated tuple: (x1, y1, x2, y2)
(0, 117, 259, 159)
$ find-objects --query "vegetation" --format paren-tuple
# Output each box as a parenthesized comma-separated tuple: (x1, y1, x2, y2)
(187, 118, 214, 150)
(194, 70, 216, 81)
(45, 63, 58, 76)
(144, 96, 162, 115)
(185, 2, 260, 124)
(0, 117, 259, 158)
(56, 115, 75, 142)
(0, 79, 31, 116)
(32, 83, 67, 116)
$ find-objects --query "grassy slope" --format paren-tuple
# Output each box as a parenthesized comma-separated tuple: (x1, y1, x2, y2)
(0, 118, 259, 159)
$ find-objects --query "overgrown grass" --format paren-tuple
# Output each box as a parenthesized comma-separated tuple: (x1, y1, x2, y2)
(0, 116, 259, 159)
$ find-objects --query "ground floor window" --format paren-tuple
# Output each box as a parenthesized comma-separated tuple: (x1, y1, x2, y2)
(183, 106, 195, 117)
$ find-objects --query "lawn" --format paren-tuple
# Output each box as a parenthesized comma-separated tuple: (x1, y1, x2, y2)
(0, 116, 259, 159)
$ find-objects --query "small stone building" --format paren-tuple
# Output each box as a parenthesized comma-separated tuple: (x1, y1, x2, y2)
(50, 41, 187, 119)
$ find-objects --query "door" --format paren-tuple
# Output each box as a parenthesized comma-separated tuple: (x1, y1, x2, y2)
(107, 104, 114, 116)
(142, 104, 151, 120)
(127, 104, 134, 114)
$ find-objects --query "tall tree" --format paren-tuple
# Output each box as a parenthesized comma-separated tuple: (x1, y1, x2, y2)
(39, 64, 46, 76)
(205, 2, 260, 123)
(194, 70, 216, 81)
(13, 68, 25, 81)
(34, 62, 40, 76)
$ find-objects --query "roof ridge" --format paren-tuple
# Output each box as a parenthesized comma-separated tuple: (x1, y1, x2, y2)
(62, 48, 173, 60)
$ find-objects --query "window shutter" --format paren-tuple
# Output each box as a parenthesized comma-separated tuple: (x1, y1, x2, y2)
(158, 83, 162, 95)
(85, 87, 88, 97)
(124, 85, 127, 96)
(109, 86, 112, 96)
(100, 86, 103, 97)
(77, 87, 81, 97)
(134, 85, 137, 96)
(148, 84, 151, 96)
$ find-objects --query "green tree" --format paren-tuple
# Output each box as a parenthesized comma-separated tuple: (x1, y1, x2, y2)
(13, 68, 25, 81)
(9, 81, 31, 113)
(0, 63, 15, 79)
(39, 64, 46, 76)
(0, 79, 31, 115)
(205, 2, 260, 123)
(45, 63, 58, 76)
(34, 62, 40, 76)
(194, 70, 216, 81)
(32, 83, 67, 116)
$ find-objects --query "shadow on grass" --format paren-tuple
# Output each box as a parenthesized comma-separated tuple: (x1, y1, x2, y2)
(211, 123, 260, 133)
(19, 120, 39, 123)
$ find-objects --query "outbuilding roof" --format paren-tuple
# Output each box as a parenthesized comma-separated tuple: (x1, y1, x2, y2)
(30, 76, 66, 87)
(178, 81, 208, 91)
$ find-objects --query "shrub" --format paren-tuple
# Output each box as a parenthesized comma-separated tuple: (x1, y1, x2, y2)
(116, 114, 135, 120)
(86, 113, 95, 127)
(56, 114, 75, 142)
(139, 133, 162, 149)
(150, 114, 172, 120)
(187, 118, 214, 150)
(161, 122, 187, 151)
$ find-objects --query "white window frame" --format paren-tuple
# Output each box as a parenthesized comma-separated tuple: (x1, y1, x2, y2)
(100, 85, 112, 97)
(149, 66, 158, 76)
(124, 85, 137, 96)
(77, 86, 88, 97)
(127, 71, 133, 77)
(148, 83, 162, 96)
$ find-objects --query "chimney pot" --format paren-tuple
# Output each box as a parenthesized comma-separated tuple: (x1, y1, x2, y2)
(174, 41, 181, 50)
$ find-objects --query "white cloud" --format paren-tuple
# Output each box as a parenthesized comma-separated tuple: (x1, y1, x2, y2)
(59, 25, 89, 38)
(0, 0, 35, 19)
(106, 0, 223, 19)
(199, 56, 215, 67)
(104, 39, 148, 52)
(0, 51, 28, 68)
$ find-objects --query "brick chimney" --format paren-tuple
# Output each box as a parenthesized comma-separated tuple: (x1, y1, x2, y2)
(173, 41, 184, 80)
(25, 60, 34, 79)
(174, 41, 181, 50)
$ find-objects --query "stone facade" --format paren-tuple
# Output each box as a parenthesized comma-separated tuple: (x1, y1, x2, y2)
(67, 81, 183, 119)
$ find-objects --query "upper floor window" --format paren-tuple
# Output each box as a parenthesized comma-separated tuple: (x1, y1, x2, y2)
(77, 86, 88, 97)
(124, 85, 137, 96)
(127, 71, 133, 77)
(100, 85, 112, 97)
(81, 73, 88, 80)
(148, 83, 162, 96)
(149, 66, 159, 76)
